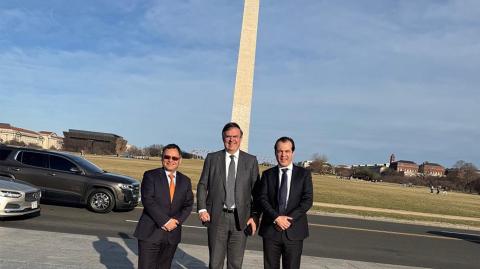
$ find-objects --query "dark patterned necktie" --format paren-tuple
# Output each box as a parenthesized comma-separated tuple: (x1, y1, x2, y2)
(226, 155, 236, 208)
(278, 168, 288, 215)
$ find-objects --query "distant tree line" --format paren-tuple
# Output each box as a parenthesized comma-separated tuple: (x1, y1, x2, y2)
(352, 161, 480, 195)
(306, 153, 480, 195)
(125, 144, 201, 159)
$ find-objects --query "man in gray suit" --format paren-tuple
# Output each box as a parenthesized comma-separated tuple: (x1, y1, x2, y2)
(197, 122, 260, 269)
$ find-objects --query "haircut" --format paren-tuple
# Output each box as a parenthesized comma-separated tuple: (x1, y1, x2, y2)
(221, 122, 243, 138)
(274, 136, 295, 152)
(162, 144, 182, 158)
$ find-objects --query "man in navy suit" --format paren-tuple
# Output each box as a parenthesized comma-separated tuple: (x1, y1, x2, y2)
(258, 137, 313, 269)
(134, 144, 194, 269)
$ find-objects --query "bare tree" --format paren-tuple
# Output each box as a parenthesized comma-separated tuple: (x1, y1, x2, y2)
(143, 144, 163, 157)
(126, 145, 143, 157)
(308, 154, 333, 174)
(450, 161, 479, 192)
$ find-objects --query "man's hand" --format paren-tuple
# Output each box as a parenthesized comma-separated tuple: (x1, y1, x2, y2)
(246, 217, 257, 235)
(274, 216, 292, 230)
(199, 211, 210, 223)
(162, 218, 179, 232)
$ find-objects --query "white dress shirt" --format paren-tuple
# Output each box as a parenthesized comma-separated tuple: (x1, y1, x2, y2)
(165, 170, 177, 185)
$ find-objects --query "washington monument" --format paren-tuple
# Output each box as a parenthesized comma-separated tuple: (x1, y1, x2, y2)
(231, 0, 259, 152)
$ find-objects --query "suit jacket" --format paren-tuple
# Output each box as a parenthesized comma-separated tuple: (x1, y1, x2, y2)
(196, 149, 260, 230)
(258, 164, 313, 241)
(134, 168, 194, 245)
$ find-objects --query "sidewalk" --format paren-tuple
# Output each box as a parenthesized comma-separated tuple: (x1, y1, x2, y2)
(0, 227, 429, 269)
(313, 202, 480, 222)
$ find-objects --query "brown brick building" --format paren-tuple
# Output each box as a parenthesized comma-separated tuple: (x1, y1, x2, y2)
(419, 162, 445, 177)
(63, 129, 127, 155)
(389, 160, 419, 177)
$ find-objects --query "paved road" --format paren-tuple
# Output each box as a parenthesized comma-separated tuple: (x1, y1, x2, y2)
(1, 204, 479, 269)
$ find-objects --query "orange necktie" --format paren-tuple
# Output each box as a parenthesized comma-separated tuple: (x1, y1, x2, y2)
(168, 173, 175, 202)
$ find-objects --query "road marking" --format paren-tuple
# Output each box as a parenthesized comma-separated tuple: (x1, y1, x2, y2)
(130, 210, 479, 241)
(184, 225, 207, 229)
(134, 206, 199, 215)
(125, 220, 206, 229)
(126, 219, 479, 241)
(309, 223, 465, 241)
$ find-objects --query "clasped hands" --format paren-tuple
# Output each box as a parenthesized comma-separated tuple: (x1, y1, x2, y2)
(199, 211, 210, 223)
(274, 216, 292, 231)
(162, 218, 179, 232)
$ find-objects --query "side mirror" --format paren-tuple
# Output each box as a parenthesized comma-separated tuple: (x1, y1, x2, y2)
(70, 167, 82, 174)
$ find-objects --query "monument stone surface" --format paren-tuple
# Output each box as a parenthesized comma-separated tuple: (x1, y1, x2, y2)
(231, 0, 259, 152)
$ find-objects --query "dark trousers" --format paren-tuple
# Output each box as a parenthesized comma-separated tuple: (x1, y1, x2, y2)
(138, 240, 178, 269)
(208, 211, 248, 269)
(263, 233, 303, 269)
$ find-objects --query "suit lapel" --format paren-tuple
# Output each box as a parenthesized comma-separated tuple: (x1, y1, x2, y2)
(171, 173, 183, 205)
(219, 150, 226, 197)
(235, 151, 246, 194)
(158, 168, 171, 204)
(273, 166, 280, 209)
(285, 165, 299, 212)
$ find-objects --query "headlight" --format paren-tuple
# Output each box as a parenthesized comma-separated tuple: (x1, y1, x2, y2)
(0, 190, 22, 198)
(118, 184, 134, 190)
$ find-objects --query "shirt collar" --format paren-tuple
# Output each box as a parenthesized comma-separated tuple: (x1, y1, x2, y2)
(278, 163, 293, 173)
(225, 150, 240, 159)
(164, 170, 177, 178)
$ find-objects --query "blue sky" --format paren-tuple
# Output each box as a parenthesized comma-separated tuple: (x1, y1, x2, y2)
(1, 0, 479, 167)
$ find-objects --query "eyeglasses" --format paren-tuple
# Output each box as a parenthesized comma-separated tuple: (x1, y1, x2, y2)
(224, 135, 241, 141)
(163, 155, 180, 161)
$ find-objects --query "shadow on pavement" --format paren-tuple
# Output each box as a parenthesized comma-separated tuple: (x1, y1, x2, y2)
(119, 232, 138, 255)
(428, 231, 480, 244)
(40, 199, 86, 208)
(118, 232, 207, 269)
(0, 211, 40, 221)
(93, 235, 135, 269)
(172, 247, 208, 269)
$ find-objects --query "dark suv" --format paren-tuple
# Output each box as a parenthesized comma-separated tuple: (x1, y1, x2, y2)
(0, 145, 139, 213)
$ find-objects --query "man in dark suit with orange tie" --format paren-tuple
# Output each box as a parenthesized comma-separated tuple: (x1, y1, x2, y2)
(258, 137, 313, 269)
(134, 144, 194, 269)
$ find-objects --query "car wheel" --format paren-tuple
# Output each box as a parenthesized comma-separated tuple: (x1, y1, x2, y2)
(87, 189, 115, 213)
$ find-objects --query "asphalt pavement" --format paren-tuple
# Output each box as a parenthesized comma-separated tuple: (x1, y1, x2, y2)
(0, 226, 429, 269)
(2, 204, 480, 269)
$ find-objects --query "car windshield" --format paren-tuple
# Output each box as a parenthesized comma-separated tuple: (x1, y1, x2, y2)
(67, 154, 105, 174)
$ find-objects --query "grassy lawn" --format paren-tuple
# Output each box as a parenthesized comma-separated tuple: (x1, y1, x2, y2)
(86, 156, 480, 227)
(313, 175, 480, 219)
(85, 156, 270, 190)
(312, 207, 480, 228)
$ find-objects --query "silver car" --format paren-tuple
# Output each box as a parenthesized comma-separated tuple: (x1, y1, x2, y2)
(0, 176, 41, 217)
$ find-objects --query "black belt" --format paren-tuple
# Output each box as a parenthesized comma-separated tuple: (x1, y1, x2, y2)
(222, 208, 235, 213)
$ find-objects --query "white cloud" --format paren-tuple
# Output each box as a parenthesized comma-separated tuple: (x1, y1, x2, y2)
(1, 1, 479, 166)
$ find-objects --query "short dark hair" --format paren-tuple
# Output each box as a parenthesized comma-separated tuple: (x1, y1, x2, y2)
(274, 137, 295, 152)
(162, 144, 182, 158)
(222, 122, 243, 138)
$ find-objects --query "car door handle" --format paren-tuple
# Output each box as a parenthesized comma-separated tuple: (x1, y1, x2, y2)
(10, 168, 20, 171)
(48, 173, 56, 176)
